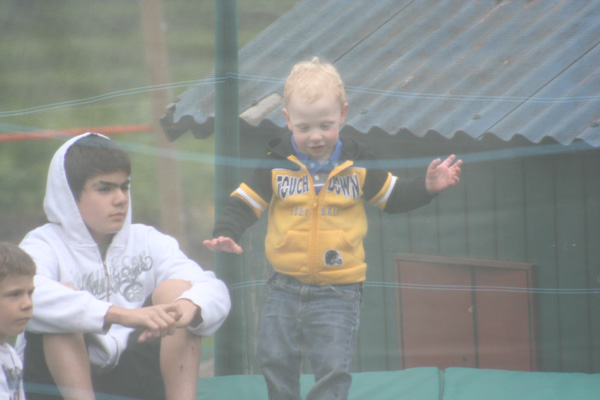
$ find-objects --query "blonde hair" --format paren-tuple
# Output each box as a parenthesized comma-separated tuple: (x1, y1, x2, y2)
(284, 57, 346, 109)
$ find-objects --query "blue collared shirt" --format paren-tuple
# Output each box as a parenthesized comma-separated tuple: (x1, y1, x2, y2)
(292, 138, 342, 194)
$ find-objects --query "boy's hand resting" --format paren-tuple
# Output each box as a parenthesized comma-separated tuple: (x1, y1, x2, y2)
(174, 298, 203, 328)
(425, 154, 462, 194)
(203, 236, 244, 254)
(105, 303, 183, 343)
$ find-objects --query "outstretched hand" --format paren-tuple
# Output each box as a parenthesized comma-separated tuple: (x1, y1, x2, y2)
(203, 236, 244, 255)
(425, 154, 462, 194)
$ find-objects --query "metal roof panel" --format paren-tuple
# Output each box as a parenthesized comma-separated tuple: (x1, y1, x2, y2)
(162, 0, 600, 147)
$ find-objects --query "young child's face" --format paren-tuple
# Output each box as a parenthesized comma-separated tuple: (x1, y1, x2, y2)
(0, 274, 34, 343)
(77, 170, 130, 246)
(284, 92, 348, 163)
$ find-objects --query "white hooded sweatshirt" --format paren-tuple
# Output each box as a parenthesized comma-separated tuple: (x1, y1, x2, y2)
(16, 132, 231, 372)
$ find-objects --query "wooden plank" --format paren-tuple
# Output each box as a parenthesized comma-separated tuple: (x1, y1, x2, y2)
(240, 215, 270, 374)
(402, 148, 441, 255)
(493, 158, 527, 261)
(523, 155, 561, 372)
(406, 201, 439, 255)
(474, 268, 534, 371)
(438, 162, 468, 256)
(375, 213, 405, 371)
(397, 261, 476, 369)
(388, 162, 415, 255)
(583, 152, 600, 373)
(555, 155, 590, 372)
(377, 162, 417, 371)
(464, 159, 496, 259)
(394, 253, 533, 270)
(357, 207, 389, 372)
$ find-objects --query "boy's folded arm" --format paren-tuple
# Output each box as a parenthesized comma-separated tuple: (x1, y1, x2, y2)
(28, 274, 111, 334)
(147, 229, 232, 336)
(104, 303, 182, 341)
(18, 240, 110, 334)
(175, 277, 232, 336)
(174, 298, 203, 327)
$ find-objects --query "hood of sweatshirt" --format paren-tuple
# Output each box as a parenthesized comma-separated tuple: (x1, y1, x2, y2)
(43, 132, 132, 249)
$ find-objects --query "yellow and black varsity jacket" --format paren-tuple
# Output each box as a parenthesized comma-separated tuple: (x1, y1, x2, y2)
(213, 134, 435, 286)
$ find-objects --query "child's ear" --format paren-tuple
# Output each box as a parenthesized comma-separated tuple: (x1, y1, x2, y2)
(339, 103, 349, 125)
(283, 108, 293, 131)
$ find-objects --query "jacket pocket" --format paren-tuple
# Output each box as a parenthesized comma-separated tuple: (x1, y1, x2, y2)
(266, 230, 310, 275)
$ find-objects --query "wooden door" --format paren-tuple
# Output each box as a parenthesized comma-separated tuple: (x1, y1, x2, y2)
(395, 254, 536, 371)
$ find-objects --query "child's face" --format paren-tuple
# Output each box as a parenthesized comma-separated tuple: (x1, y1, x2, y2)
(0, 274, 34, 343)
(77, 170, 130, 246)
(284, 92, 348, 162)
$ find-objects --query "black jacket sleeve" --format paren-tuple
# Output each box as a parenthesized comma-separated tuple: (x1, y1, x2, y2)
(358, 144, 436, 214)
(211, 159, 277, 243)
(382, 176, 436, 214)
(212, 197, 259, 244)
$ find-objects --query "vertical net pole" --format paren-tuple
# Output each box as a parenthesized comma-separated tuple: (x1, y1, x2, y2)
(214, 0, 242, 376)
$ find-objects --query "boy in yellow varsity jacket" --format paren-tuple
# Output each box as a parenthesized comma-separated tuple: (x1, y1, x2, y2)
(204, 57, 462, 400)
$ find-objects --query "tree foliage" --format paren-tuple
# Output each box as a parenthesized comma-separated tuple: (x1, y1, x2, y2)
(0, 0, 297, 244)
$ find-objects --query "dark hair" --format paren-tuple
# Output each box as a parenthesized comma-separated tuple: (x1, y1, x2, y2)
(0, 242, 36, 281)
(64, 134, 131, 200)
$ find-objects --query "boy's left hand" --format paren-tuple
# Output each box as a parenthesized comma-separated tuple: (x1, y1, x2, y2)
(425, 154, 462, 194)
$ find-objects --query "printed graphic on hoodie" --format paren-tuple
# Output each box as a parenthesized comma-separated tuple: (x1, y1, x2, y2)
(276, 173, 360, 200)
(75, 252, 153, 302)
(324, 250, 343, 267)
(326, 174, 360, 199)
(2, 364, 22, 400)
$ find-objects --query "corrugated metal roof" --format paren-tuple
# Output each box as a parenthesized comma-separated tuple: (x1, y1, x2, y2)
(161, 0, 600, 147)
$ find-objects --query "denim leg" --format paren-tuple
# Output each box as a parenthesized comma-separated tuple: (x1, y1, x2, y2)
(303, 283, 362, 400)
(258, 274, 303, 400)
(258, 273, 362, 400)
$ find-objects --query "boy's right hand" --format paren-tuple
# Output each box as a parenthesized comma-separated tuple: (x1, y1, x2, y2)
(202, 236, 244, 255)
(104, 303, 183, 342)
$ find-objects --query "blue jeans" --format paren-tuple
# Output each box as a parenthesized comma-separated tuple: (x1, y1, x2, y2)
(258, 272, 363, 400)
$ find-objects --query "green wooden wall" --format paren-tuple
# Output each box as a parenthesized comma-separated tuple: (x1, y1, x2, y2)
(225, 129, 600, 375)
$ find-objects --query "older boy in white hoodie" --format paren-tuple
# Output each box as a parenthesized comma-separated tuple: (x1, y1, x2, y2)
(18, 132, 231, 400)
